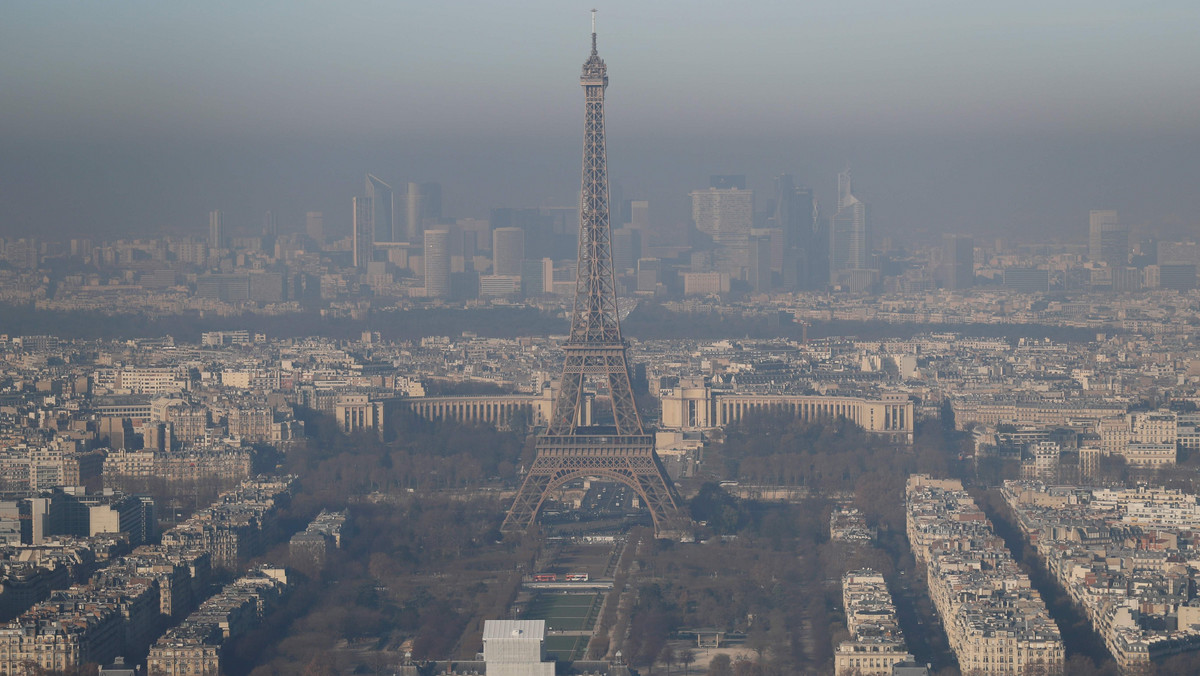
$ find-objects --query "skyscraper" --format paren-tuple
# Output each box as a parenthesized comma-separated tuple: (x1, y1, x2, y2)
(305, 211, 324, 246)
(261, 211, 277, 237)
(521, 258, 545, 297)
(637, 257, 660, 293)
(1089, 210, 1128, 266)
(629, 200, 650, 230)
(942, 234, 975, 290)
(830, 170, 869, 287)
(365, 174, 395, 242)
(491, 208, 553, 260)
(611, 226, 641, 274)
(542, 257, 556, 296)
(774, 174, 818, 289)
(403, 182, 443, 242)
(492, 227, 525, 276)
(748, 234, 773, 294)
(423, 228, 451, 298)
(208, 210, 224, 249)
(691, 186, 753, 278)
(352, 197, 372, 270)
(710, 174, 747, 190)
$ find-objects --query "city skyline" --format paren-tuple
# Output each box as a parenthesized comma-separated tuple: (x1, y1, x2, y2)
(2, 5, 1200, 241)
(2, 8, 1200, 676)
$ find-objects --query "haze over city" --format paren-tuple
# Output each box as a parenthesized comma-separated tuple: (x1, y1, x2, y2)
(4, 1, 1200, 241)
(3, 4, 1200, 676)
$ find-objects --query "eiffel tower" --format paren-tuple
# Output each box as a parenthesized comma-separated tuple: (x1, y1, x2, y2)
(502, 12, 688, 538)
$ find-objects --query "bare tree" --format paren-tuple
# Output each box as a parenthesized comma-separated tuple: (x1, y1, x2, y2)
(660, 644, 676, 674)
(679, 648, 696, 675)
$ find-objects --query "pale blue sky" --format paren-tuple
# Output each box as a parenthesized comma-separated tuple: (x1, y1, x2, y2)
(4, 1, 1198, 141)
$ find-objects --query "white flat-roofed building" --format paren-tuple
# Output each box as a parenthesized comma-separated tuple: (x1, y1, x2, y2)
(482, 619, 554, 676)
(93, 367, 186, 395)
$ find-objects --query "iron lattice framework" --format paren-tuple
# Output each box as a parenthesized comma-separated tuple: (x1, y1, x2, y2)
(503, 21, 687, 537)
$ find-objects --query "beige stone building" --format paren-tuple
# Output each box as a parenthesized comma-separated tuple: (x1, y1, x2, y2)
(835, 569, 914, 675)
(907, 476, 1064, 675)
(660, 380, 914, 442)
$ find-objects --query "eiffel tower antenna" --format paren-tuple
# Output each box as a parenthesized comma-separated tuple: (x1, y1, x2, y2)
(502, 14, 688, 538)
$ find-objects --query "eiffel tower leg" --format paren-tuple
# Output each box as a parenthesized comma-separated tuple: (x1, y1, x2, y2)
(504, 438, 690, 538)
(502, 464, 552, 532)
(627, 456, 688, 535)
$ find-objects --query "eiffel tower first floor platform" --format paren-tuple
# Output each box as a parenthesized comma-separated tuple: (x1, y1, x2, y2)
(501, 433, 691, 539)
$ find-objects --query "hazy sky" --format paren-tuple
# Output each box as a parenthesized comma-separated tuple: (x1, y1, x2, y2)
(3, 1, 1199, 241)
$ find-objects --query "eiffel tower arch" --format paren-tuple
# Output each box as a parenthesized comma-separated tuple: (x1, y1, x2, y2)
(502, 14, 689, 538)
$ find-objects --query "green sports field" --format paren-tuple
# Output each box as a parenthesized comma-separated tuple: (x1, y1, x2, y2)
(524, 592, 603, 632)
(543, 635, 589, 661)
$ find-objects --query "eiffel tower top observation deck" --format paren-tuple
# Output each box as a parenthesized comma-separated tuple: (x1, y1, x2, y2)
(580, 11, 608, 88)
